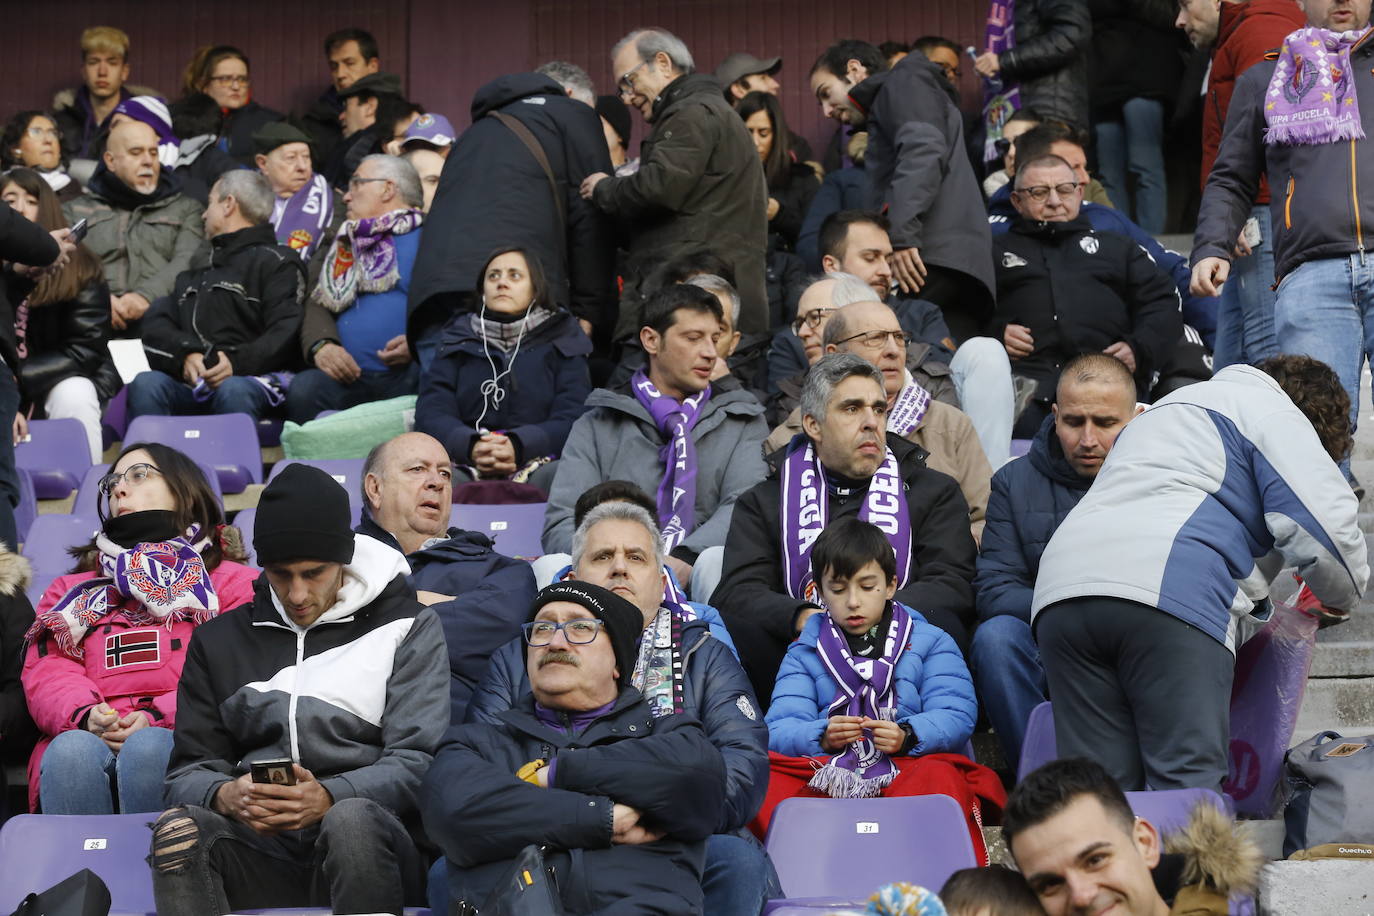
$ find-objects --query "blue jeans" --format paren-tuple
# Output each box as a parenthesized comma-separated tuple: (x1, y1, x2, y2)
(951, 337, 1014, 468)
(1094, 97, 1168, 234)
(1214, 205, 1279, 369)
(1273, 254, 1374, 479)
(970, 616, 1047, 766)
(286, 364, 420, 424)
(128, 371, 276, 422)
(39, 726, 175, 814)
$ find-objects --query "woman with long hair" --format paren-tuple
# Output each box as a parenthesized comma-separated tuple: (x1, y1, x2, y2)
(737, 91, 820, 251)
(1, 112, 80, 203)
(415, 247, 592, 494)
(182, 44, 283, 166)
(20, 442, 256, 814)
(1, 168, 119, 461)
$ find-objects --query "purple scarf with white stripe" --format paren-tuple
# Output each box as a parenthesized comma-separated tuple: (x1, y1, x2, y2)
(631, 369, 711, 552)
(272, 173, 335, 260)
(886, 374, 932, 437)
(809, 602, 915, 797)
(779, 436, 912, 603)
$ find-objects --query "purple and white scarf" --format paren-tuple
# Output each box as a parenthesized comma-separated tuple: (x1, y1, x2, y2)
(25, 526, 219, 659)
(1264, 26, 1371, 145)
(981, 0, 1023, 162)
(631, 369, 711, 552)
(313, 207, 423, 314)
(808, 602, 916, 798)
(779, 437, 912, 603)
(272, 173, 336, 261)
(886, 372, 932, 438)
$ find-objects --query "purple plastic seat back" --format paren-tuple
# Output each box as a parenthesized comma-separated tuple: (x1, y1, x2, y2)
(763, 795, 977, 902)
(101, 386, 129, 449)
(1009, 438, 1033, 458)
(123, 414, 262, 494)
(234, 508, 257, 565)
(1125, 788, 1230, 835)
(15, 418, 92, 499)
(13, 468, 37, 544)
(266, 460, 365, 524)
(0, 813, 155, 916)
(21, 513, 100, 601)
(1017, 701, 1057, 782)
(450, 502, 547, 558)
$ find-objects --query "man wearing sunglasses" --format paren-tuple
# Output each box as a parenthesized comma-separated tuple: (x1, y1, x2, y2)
(992, 154, 1182, 436)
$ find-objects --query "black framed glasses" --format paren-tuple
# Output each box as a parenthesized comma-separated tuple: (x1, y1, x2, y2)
(834, 329, 913, 350)
(1013, 182, 1083, 202)
(98, 463, 162, 497)
(791, 307, 836, 335)
(522, 618, 605, 646)
(617, 59, 651, 98)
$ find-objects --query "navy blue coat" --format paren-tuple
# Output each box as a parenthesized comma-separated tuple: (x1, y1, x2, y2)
(357, 517, 537, 724)
(467, 617, 769, 835)
(415, 309, 592, 466)
(423, 689, 725, 915)
(973, 414, 1092, 623)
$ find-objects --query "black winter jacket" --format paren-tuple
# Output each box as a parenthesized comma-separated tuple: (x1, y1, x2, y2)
(0, 205, 61, 374)
(0, 549, 36, 757)
(300, 87, 344, 171)
(716, 433, 977, 706)
(425, 689, 726, 915)
(408, 74, 616, 341)
(467, 616, 769, 835)
(991, 215, 1182, 401)
(141, 223, 305, 379)
(769, 161, 821, 252)
(1002, 0, 1093, 131)
(848, 55, 995, 324)
(219, 101, 285, 166)
(356, 517, 537, 725)
(13, 270, 121, 406)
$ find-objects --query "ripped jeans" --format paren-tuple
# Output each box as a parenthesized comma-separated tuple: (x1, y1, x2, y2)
(149, 798, 426, 915)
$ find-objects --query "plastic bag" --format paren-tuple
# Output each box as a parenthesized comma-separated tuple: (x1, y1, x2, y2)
(1224, 600, 1319, 818)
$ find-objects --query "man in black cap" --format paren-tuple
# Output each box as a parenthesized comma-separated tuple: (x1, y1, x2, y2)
(151, 464, 449, 916)
(594, 94, 638, 177)
(322, 70, 408, 191)
(254, 121, 343, 280)
(423, 580, 727, 915)
(715, 50, 812, 160)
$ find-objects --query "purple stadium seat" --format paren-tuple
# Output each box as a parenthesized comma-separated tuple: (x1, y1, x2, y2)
(13, 468, 37, 545)
(15, 418, 92, 498)
(1125, 788, 1231, 834)
(1009, 438, 1033, 458)
(762, 795, 978, 912)
(74, 461, 224, 520)
(101, 386, 129, 449)
(22, 513, 100, 603)
(234, 508, 257, 565)
(0, 813, 155, 916)
(1018, 700, 1057, 782)
(123, 414, 263, 494)
(266, 460, 365, 523)
(450, 502, 546, 558)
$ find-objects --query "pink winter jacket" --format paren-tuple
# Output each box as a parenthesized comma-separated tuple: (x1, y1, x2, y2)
(20, 560, 258, 810)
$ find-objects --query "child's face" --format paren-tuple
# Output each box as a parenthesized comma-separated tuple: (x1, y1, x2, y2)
(821, 560, 897, 635)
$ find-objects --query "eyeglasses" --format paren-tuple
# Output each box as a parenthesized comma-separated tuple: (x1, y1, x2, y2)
(834, 329, 913, 350)
(791, 307, 836, 335)
(939, 64, 961, 81)
(993, 137, 1012, 156)
(1014, 182, 1083, 202)
(209, 75, 250, 87)
(25, 126, 60, 141)
(522, 618, 605, 646)
(98, 463, 162, 497)
(617, 59, 652, 99)
(347, 176, 391, 190)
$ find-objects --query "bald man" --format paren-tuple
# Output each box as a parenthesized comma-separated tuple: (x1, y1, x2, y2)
(65, 118, 205, 335)
(357, 432, 536, 723)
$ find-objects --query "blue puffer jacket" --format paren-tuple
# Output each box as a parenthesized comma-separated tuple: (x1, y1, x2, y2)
(973, 414, 1091, 623)
(415, 307, 592, 465)
(765, 603, 977, 758)
(467, 617, 769, 834)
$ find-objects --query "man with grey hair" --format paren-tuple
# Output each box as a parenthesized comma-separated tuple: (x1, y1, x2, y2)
(129, 169, 305, 421)
(468, 497, 778, 914)
(717, 351, 978, 704)
(289, 154, 426, 421)
(580, 27, 770, 340)
(536, 60, 596, 105)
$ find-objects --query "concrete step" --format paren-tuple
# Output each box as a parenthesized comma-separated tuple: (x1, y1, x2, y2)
(1259, 859, 1374, 915)
(1291, 677, 1374, 746)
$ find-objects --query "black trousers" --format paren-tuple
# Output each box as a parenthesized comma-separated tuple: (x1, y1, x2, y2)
(914, 265, 990, 345)
(1036, 596, 1233, 792)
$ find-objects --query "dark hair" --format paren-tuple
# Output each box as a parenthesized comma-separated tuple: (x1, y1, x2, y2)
(1007, 105, 1044, 128)
(373, 97, 421, 139)
(573, 481, 659, 529)
(71, 442, 245, 573)
(647, 248, 736, 293)
(169, 93, 224, 140)
(1256, 354, 1354, 462)
(2, 111, 62, 170)
(641, 283, 723, 337)
(475, 246, 551, 313)
(1013, 121, 1089, 167)
(810, 517, 897, 586)
(325, 28, 380, 63)
(818, 209, 889, 262)
(939, 865, 1043, 915)
(877, 40, 911, 59)
(736, 91, 794, 187)
(911, 35, 961, 57)
(183, 45, 251, 98)
(0, 168, 103, 306)
(1003, 758, 1136, 851)
(811, 39, 888, 79)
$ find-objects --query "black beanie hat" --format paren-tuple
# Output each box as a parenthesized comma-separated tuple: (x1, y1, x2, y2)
(254, 464, 356, 567)
(595, 94, 632, 149)
(528, 581, 643, 688)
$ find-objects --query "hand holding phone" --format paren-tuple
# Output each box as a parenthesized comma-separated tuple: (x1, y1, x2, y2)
(68, 218, 89, 245)
(250, 758, 298, 786)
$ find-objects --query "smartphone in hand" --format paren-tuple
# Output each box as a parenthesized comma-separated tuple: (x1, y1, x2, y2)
(68, 218, 89, 245)
(249, 758, 297, 786)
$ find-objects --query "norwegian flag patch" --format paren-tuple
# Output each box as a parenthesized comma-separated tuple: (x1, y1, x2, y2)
(105, 630, 161, 668)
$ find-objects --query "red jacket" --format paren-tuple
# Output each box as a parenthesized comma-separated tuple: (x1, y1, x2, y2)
(20, 560, 257, 811)
(1202, 0, 1307, 200)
